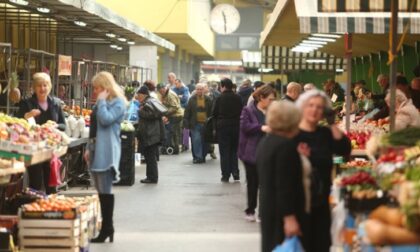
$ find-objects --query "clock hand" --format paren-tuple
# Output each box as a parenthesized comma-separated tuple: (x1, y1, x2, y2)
(222, 11, 227, 33)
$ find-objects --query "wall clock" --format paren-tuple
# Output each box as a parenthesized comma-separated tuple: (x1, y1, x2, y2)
(210, 4, 241, 35)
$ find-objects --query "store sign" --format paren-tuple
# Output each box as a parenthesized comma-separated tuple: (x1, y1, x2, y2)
(58, 55, 72, 76)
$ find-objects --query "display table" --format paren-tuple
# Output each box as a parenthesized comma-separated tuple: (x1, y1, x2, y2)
(61, 138, 90, 189)
(0, 146, 68, 166)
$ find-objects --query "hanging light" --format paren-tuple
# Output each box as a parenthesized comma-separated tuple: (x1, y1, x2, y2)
(127, 41, 135, 45)
(311, 33, 341, 38)
(37, 7, 50, 13)
(308, 37, 336, 42)
(110, 44, 118, 49)
(299, 43, 323, 48)
(306, 59, 326, 63)
(74, 20, 87, 27)
(291, 46, 315, 53)
(117, 47, 123, 50)
(106, 33, 116, 38)
(118, 37, 127, 42)
(301, 40, 327, 45)
(9, 0, 28, 6)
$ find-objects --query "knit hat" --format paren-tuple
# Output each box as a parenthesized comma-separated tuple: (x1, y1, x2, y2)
(137, 85, 150, 96)
(156, 83, 166, 90)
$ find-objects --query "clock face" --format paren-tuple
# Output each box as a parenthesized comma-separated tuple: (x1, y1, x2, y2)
(210, 4, 241, 35)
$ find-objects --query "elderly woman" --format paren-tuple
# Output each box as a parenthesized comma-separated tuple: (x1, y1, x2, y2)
(238, 84, 276, 222)
(84, 71, 127, 243)
(257, 101, 308, 252)
(385, 89, 420, 130)
(17, 72, 66, 194)
(295, 90, 351, 252)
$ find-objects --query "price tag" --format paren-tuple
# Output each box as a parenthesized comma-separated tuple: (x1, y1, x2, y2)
(331, 93, 338, 103)
(27, 117, 36, 126)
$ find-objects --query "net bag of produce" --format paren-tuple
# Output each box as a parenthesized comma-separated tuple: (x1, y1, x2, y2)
(49, 154, 62, 187)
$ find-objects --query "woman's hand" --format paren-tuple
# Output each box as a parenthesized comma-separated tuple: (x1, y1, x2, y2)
(297, 143, 311, 157)
(284, 215, 301, 237)
(84, 150, 90, 163)
(330, 124, 345, 140)
(97, 90, 110, 100)
(25, 109, 41, 119)
(261, 125, 272, 133)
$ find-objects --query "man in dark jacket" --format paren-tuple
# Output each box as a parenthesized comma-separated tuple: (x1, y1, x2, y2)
(238, 79, 253, 107)
(137, 86, 165, 184)
(183, 83, 212, 164)
(212, 78, 243, 182)
(282, 82, 302, 102)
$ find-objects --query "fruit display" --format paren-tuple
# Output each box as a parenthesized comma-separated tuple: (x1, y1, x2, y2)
(365, 118, 390, 128)
(23, 197, 77, 212)
(341, 160, 372, 169)
(346, 131, 372, 149)
(63, 105, 92, 117)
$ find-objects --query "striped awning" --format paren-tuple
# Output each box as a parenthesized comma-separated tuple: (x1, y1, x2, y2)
(242, 46, 346, 72)
(318, 0, 420, 12)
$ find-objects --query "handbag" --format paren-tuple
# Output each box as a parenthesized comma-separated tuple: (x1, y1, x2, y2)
(273, 236, 305, 252)
(203, 116, 218, 144)
(49, 154, 62, 187)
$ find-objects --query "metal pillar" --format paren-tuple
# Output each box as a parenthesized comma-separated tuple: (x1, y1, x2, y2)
(389, 0, 398, 132)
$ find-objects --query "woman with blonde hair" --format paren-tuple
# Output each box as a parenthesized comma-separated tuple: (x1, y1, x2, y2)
(84, 71, 127, 243)
(17, 72, 66, 194)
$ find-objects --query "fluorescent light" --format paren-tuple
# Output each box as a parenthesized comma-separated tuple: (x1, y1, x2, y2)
(9, 0, 28, 6)
(299, 43, 323, 48)
(74, 21, 87, 27)
(110, 44, 118, 49)
(292, 47, 315, 53)
(258, 68, 273, 73)
(336, 69, 344, 72)
(302, 40, 327, 45)
(37, 7, 50, 13)
(312, 33, 341, 38)
(308, 37, 336, 42)
(118, 37, 127, 42)
(202, 61, 242, 66)
(306, 59, 326, 63)
(241, 50, 261, 63)
(106, 33, 116, 38)
(127, 41, 135, 45)
(117, 47, 123, 50)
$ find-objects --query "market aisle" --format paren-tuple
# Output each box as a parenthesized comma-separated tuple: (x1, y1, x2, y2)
(90, 150, 260, 252)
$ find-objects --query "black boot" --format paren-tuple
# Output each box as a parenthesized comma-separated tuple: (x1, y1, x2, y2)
(91, 194, 114, 243)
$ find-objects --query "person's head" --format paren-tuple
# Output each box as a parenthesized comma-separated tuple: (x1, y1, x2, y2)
(286, 82, 303, 100)
(355, 80, 366, 88)
(144, 80, 156, 92)
(175, 79, 183, 88)
(323, 79, 335, 92)
(266, 101, 302, 138)
(136, 86, 150, 103)
(296, 90, 332, 126)
(377, 74, 389, 89)
(411, 77, 420, 90)
(32, 72, 52, 101)
(131, 80, 140, 88)
(253, 81, 265, 90)
(58, 84, 66, 96)
(92, 71, 128, 104)
(253, 84, 277, 110)
(190, 79, 195, 85)
(167, 72, 176, 85)
(209, 81, 219, 91)
(303, 83, 316, 92)
(220, 78, 234, 92)
(156, 83, 167, 96)
(195, 83, 205, 97)
(241, 79, 252, 88)
(385, 89, 408, 111)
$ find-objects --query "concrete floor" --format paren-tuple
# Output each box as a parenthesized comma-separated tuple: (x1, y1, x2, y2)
(90, 150, 260, 252)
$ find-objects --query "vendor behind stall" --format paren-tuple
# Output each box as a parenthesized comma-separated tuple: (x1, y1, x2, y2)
(16, 72, 66, 194)
(385, 89, 420, 130)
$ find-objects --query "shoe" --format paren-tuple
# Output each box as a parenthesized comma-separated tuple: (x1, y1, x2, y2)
(233, 176, 240, 182)
(197, 159, 205, 164)
(245, 213, 256, 222)
(221, 177, 229, 183)
(210, 152, 217, 159)
(140, 178, 158, 184)
(91, 194, 114, 243)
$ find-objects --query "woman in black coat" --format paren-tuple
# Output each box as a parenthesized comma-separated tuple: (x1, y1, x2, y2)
(295, 90, 351, 252)
(16, 72, 66, 194)
(257, 101, 309, 252)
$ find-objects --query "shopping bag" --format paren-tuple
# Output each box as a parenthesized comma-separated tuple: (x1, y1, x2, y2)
(272, 236, 304, 252)
(49, 154, 62, 187)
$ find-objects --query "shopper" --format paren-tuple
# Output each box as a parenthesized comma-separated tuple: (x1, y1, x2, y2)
(238, 79, 253, 107)
(167, 72, 177, 88)
(247, 81, 265, 106)
(137, 86, 165, 183)
(303, 83, 316, 92)
(143, 80, 159, 99)
(238, 84, 276, 222)
(157, 83, 184, 154)
(187, 79, 196, 94)
(17, 72, 66, 194)
(372, 74, 390, 120)
(385, 89, 420, 130)
(205, 81, 221, 160)
(212, 78, 243, 182)
(257, 101, 308, 252)
(282, 82, 302, 102)
(183, 83, 212, 164)
(172, 79, 190, 109)
(295, 90, 351, 252)
(84, 71, 127, 243)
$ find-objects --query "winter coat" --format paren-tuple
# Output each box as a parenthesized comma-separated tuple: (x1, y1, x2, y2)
(395, 99, 420, 130)
(89, 97, 126, 181)
(137, 96, 165, 149)
(172, 85, 190, 108)
(183, 94, 212, 129)
(16, 94, 66, 130)
(161, 89, 184, 118)
(238, 102, 264, 165)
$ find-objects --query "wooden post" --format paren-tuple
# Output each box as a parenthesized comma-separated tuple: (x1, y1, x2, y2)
(345, 33, 353, 133)
(389, 0, 398, 132)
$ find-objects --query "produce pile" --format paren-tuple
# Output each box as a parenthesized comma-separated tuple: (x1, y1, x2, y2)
(0, 113, 69, 153)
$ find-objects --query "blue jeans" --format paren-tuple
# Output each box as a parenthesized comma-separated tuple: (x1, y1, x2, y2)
(191, 124, 207, 160)
(91, 169, 113, 194)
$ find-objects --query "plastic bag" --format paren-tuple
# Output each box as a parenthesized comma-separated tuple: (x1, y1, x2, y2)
(49, 154, 62, 187)
(331, 201, 347, 246)
(272, 236, 305, 252)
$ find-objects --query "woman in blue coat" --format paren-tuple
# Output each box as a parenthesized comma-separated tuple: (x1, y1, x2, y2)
(238, 84, 276, 222)
(84, 71, 127, 243)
